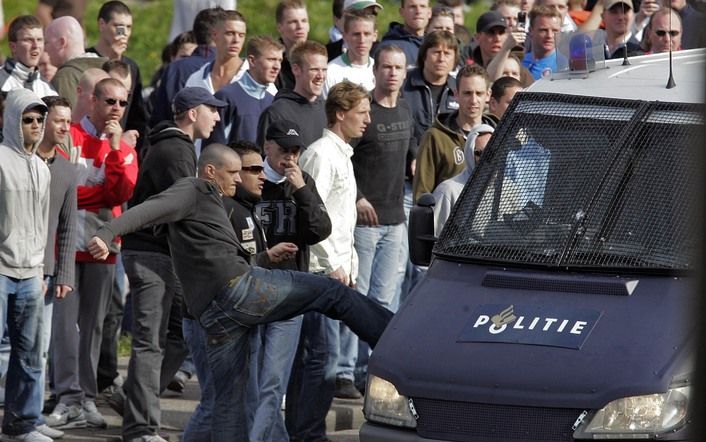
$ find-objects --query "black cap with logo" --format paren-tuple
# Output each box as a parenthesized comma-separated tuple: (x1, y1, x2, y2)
(265, 120, 305, 150)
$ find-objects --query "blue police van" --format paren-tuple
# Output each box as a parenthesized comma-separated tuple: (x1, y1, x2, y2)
(360, 49, 705, 442)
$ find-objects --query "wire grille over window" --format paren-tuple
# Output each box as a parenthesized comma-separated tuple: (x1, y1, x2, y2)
(435, 93, 703, 271)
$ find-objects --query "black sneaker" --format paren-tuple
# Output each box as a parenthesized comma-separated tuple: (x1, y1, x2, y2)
(333, 378, 363, 399)
(166, 370, 189, 393)
(42, 395, 58, 414)
(107, 387, 125, 416)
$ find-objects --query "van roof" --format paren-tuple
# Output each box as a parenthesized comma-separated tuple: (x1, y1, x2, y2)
(526, 49, 705, 104)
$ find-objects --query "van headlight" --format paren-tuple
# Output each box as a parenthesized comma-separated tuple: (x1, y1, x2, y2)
(363, 375, 417, 428)
(574, 386, 690, 439)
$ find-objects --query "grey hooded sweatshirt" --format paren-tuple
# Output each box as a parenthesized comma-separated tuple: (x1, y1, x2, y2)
(0, 89, 50, 279)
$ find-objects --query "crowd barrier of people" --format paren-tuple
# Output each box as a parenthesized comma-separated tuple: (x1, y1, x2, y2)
(0, 0, 702, 440)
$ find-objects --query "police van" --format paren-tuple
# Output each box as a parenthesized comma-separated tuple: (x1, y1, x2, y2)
(360, 48, 705, 442)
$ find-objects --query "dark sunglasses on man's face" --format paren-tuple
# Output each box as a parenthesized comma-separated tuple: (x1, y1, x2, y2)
(241, 165, 265, 174)
(22, 116, 45, 124)
(655, 29, 680, 37)
(104, 98, 129, 107)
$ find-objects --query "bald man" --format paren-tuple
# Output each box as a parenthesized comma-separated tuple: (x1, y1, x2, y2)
(72, 68, 110, 123)
(45, 16, 108, 108)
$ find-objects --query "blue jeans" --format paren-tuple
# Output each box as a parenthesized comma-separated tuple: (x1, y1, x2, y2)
(39, 276, 54, 419)
(400, 180, 424, 306)
(199, 267, 392, 440)
(352, 223, 406, 385)
(0, 275, 44, 435)
(285, 312, 337, 442)
(181, 317, 213, 442)
(246, 316, 302, 441)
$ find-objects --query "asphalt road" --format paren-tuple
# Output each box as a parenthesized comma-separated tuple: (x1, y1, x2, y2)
(0, 357, 363, 441)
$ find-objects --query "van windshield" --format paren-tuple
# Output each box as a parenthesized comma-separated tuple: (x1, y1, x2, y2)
(435, 93, 703, 272)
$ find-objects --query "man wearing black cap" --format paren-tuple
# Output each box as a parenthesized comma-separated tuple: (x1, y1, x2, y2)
(259, 120, 331, 274)
(257, 121, 333, 440)
(467, 11, 510, 67)
(110, 86, 226, 442)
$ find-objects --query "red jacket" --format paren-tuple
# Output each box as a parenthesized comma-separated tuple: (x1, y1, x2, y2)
(60, 119, 138, 263)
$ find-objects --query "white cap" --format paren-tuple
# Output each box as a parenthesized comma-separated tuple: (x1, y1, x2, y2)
(344, 0, 384, 11)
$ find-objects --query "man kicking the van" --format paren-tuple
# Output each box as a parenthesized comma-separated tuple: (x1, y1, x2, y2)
(87, 144, 392, 440)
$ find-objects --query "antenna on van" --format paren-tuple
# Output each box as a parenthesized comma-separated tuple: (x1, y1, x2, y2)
(621, 1, 630, 65)
(666, 7, 676, 88)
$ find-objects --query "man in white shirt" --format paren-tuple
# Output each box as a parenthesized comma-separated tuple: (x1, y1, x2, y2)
(297, 81, 371, 441)
(323, 10, 377, 97)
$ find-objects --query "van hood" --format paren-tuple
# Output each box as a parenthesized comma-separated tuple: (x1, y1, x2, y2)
(369, 260, 696, 409)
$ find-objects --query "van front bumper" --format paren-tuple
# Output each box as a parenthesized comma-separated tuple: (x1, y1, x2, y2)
(359, 422, 447, 442)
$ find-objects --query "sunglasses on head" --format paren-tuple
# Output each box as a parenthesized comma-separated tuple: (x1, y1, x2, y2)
(104, 98, 129, 107)
(655, 29, 680, 37)
(241, 165, 265, 174)
(22, 116, 45, 124)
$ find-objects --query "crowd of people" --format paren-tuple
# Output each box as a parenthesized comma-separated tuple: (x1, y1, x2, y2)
(0, 0, 703, 441)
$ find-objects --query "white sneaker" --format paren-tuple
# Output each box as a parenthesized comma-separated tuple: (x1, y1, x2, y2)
(125, 435, 168, 442)
(0, 430, 53, 441)
(81, 400, 107, 428)
(35, 425, 63, 439)
(44, 403, 86, 429)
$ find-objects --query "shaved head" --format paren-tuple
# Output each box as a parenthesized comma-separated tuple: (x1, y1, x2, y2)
(45, 16, 86, 65)
(198, 143, 240, 175)
(73, 68, 110, 122)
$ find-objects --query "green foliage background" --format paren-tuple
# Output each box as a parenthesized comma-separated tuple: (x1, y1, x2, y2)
(3, 0, 484, 92)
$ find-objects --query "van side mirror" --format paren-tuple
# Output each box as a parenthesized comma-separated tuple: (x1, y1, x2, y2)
(409, 193, 437, 266)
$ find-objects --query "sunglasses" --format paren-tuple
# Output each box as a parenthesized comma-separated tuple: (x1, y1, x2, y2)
(104, 98, 129, 107)
(655, 30, 680, 37)
(22, 116, 45, 124)
(241, 165, 265, 174)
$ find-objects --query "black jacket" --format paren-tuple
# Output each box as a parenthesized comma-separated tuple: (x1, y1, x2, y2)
(223, 187, 268, 260)
(122, 121, 196, 254)
(275, 40, 296, 91)
(378, 22, 424, 68)
(401, 68, 458, 145)
(256, 89, 327, 148)
(96, 178, 253, 318)
(257, 171, 331, 272)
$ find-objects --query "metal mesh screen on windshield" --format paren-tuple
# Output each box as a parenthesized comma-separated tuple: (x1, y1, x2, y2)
(436, 93, 703, 272)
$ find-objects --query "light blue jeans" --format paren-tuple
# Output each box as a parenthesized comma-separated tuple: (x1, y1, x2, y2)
(39, 276, 54, 417)
(0, 274, 44, 435)
(348, 223, 406, 384)
(199, 266, 392, 440)
(246, 316, 302, 441)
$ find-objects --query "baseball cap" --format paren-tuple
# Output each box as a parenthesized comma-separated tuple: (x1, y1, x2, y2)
(24, 103, 48, 114)
(172, 87, 227, 115)
(476, 11, 506, 33)
(604, 0, 633, 9)
(344, 0, 384, 11)
(266, 120, 304, 150)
